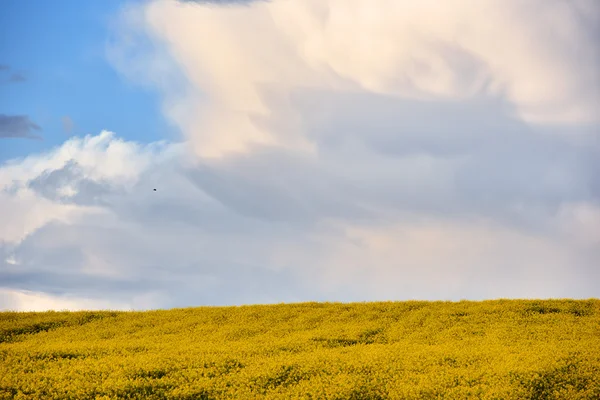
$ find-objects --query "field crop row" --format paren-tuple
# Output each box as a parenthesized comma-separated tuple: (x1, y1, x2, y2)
(1, 299, 599, 399)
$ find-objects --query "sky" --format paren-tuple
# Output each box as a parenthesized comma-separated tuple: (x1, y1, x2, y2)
(0, 0, 176, 161)
(0, 0, 599, 311)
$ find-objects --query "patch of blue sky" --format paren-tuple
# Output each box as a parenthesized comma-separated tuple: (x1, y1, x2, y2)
(0, 0, 177, 162)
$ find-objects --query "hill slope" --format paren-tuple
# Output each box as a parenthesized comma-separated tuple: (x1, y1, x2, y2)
(1, 300, 599, 399)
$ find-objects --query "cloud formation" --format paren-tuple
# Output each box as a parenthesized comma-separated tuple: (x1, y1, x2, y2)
(1, 125, 597, 310)
(1, 0, 598, 310)
(110, 0, 600, 158)
(0, 114, 42, 139)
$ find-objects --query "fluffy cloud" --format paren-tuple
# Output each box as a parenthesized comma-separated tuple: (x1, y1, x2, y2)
(1, 126, 597, 310)
(109, 0, 599, 158)
(1, 0, 598, 310)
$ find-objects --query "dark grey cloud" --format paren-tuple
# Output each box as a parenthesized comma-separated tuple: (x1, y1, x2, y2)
(0, 65, 9, 71)
(0, 114, 42, 139)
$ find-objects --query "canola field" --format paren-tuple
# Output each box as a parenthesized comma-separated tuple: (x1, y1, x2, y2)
(1, 299, 599, 399)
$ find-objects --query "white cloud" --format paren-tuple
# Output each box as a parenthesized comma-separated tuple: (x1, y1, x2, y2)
(0, 128, 598, 311)
(304, 218, 592, 300)
(0, 288, 150, 312)
(109, 0, 599, 158)
(0, 131, 168, 187)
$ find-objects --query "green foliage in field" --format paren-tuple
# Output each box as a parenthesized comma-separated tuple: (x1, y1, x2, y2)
(1, 300, 599, 399)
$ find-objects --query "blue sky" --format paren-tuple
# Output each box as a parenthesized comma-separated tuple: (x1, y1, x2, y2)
(0, 0, 174, 161)
(0, 0, 598, 311)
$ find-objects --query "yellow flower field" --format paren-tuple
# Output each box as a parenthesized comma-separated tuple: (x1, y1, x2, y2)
(1, 300, 599, 399)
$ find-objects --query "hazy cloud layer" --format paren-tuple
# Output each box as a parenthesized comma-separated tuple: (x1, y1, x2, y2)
(1, 0, 599, 310)
(0, 114, 41, 139)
